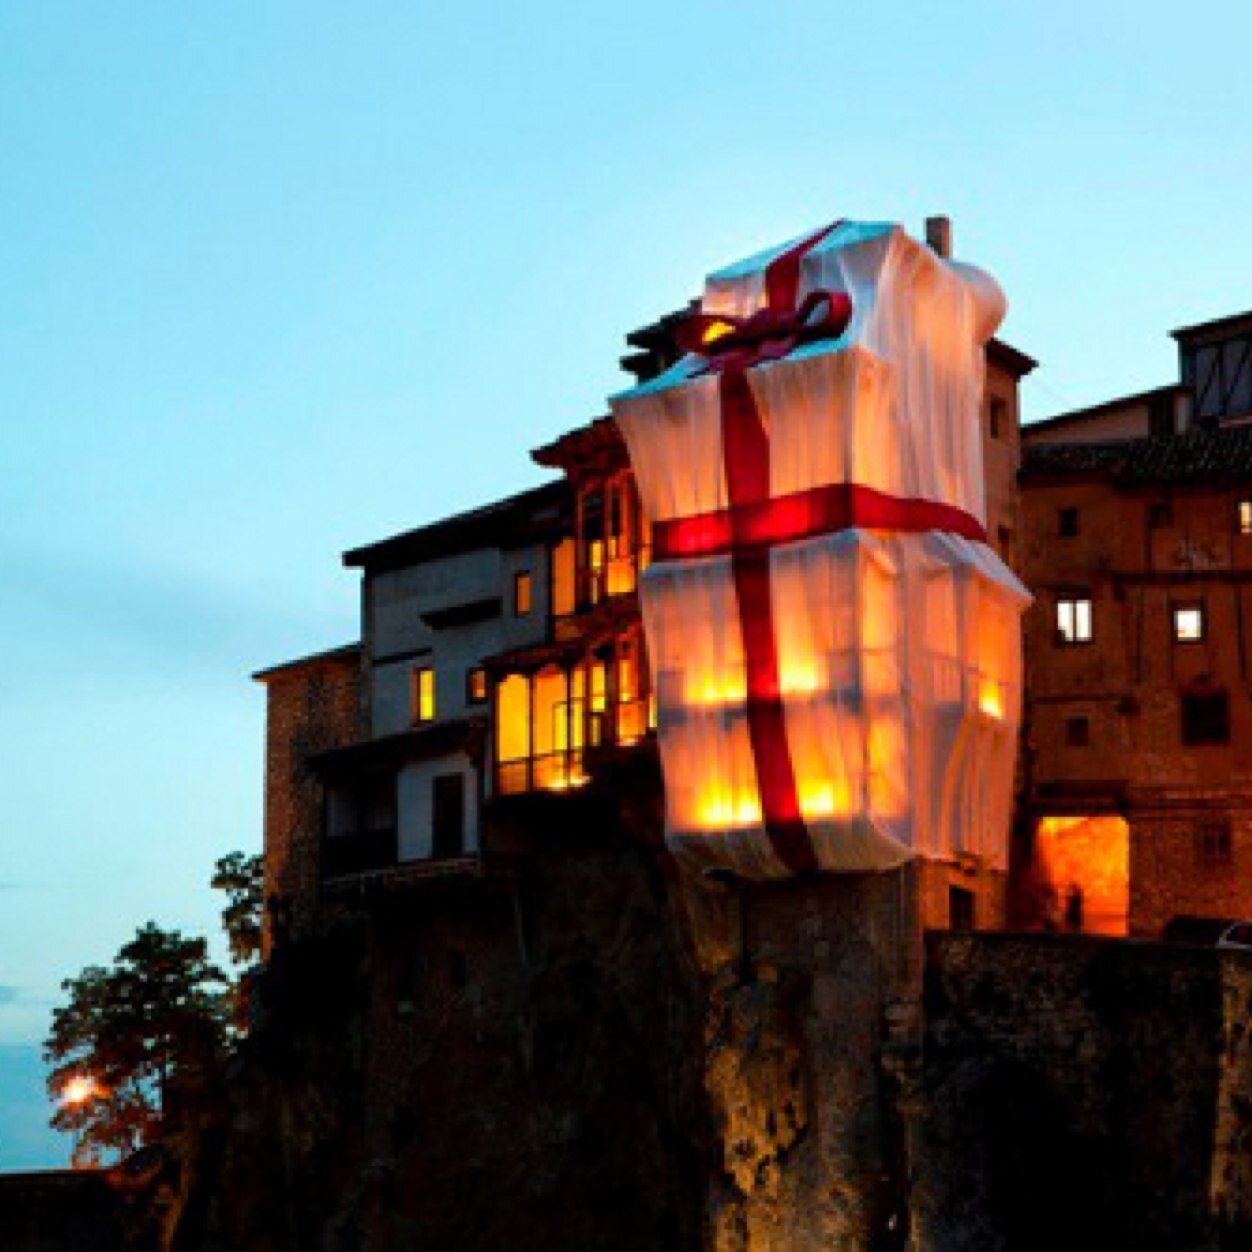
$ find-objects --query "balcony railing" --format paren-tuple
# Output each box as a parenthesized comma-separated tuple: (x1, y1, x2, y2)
(496, 750, 589, 797)
(321, 827, 396, 879)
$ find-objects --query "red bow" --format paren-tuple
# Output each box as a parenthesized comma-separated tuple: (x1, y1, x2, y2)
(676, 289, 854, 375)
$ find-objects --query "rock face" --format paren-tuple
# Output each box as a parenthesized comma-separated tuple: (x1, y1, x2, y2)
(170, 776, 709, 1252)
(162, 778, 1252, 1251)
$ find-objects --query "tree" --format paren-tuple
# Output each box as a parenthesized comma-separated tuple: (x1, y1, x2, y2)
(210, 851, 264, 967)
(45, 923, 229, 1165)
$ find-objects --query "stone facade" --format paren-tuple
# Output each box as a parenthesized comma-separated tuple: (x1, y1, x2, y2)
(1017, 430, 1252, 935)
(254, 645, 364, 948)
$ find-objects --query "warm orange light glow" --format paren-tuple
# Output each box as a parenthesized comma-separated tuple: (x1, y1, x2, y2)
(779, 663, 822, 695)
(1034, 815, 1129, 936)
(691, 676, 748, 706)
(701, 319, 735, 346)
(546, 770, 589, 792)
(799, 777, 853, 819)
(60, 1075, 101, 1108)
(978, 678, 1004, 720)
(698, 789, 761, 829)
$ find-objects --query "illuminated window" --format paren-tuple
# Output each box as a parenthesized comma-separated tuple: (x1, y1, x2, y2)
(466, 667, 487, 704)
(1065, 716, 1090, 747)
(1239, 499, 1252, 535)
(1058, 507, 1079, 538)
(1172, 603, 1205, 643)
(1055, 595, 1093, 644)
(1148, 501, 1172, 529)
(1181, 691, 1229, 746)
(412, 667, 435, 724)
(513, 570, 533, 616)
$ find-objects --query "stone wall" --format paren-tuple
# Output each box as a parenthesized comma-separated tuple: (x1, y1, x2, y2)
(258, 650, 363, 949)
(915, 932, 1252, 1251)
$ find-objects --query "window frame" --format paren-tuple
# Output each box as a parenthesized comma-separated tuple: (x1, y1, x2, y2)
(1172, 602, 1206, 644)
(412, 665, 436, 725)
(1065, 715, 1091, 747)
(1055, 594, 1094, 646)
(513, 570, 533, 617)
(1057, 506, 1080, 538)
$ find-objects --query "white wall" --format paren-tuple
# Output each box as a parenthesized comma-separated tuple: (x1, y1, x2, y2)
(368, 541, 550, 738)
(397, 752, 479, 861)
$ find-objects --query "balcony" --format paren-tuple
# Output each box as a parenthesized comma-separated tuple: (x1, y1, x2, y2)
(321, 827, 397, 879)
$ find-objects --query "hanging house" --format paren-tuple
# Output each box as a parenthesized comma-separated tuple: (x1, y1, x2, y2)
(256, 216, 1046, 945)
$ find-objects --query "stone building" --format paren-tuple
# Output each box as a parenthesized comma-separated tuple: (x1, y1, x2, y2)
(254, 305, 1034, 945)
(1018, 310, 1252, 936)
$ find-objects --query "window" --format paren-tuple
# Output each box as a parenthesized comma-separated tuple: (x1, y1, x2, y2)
(1239, 499, 1252, 535)
(1196, 822, 1233, 868)
(1148, 501, 1173, 529)
(1065, 716, 1090, 747)
(513, 570, 533, 616)
(949, 885, 975, 931)
(1058, 507, 1080, 538)
(412, 666, 435, 724)
(1056, 595, 1093, 644)
(466, 667, 488, 704)
(1181, 691, 1230, 746)
(988, 397, 1007, 440)
(1172, 603, 1205, 643)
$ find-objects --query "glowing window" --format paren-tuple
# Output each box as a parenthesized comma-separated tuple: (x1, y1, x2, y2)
(412, 667, 435, 724)
(1239, 499, 1252, 535)
(1172, 604, 1205, 643)
(513, 571, 533, 617)
(466, 667, 488, 704)
(1056, 595, 1092, 644)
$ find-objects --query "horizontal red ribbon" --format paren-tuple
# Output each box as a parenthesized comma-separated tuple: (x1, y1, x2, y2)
(652, 481, 987, 564)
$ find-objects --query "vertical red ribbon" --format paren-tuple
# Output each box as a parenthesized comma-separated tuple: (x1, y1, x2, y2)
(719, 224, 837, 875)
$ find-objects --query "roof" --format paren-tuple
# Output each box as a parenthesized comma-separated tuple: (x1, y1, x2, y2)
(1171, 309, 1252, 345)
(986, 337, 1037, 378)
(1024, 384, 1186, 435)
(342, 480, 570, 574)
(1021, 425, 1252, 486)
(309, 719, 485, 778)
(531, 414, 626, 472)
(252, 643, 361, 684)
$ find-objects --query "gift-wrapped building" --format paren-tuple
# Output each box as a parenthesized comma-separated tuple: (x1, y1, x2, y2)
(610, 221, 1031, 880)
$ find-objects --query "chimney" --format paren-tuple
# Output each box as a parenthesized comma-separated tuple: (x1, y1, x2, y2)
(925, 215, 952, 259)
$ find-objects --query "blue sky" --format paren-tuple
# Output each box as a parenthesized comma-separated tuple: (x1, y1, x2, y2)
(3, 0, 1252, 1168)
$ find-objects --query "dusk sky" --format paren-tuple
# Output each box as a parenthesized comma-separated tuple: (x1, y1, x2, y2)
(4, 0, 1252, 1168)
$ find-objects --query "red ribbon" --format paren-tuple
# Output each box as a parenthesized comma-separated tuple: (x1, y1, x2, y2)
(663, 222, 983, 877)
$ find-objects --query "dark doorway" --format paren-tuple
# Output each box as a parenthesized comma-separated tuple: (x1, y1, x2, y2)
(432, 773, 466, 859)
(949, 885, 976, 931)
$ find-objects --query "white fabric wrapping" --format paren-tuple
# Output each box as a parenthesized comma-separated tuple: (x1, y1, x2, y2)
(610, 221, 1029, 878)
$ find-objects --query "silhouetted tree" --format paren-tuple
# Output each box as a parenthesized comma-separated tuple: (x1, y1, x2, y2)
(210, 851, 264, 967)
(45, 923, 228, 1165)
